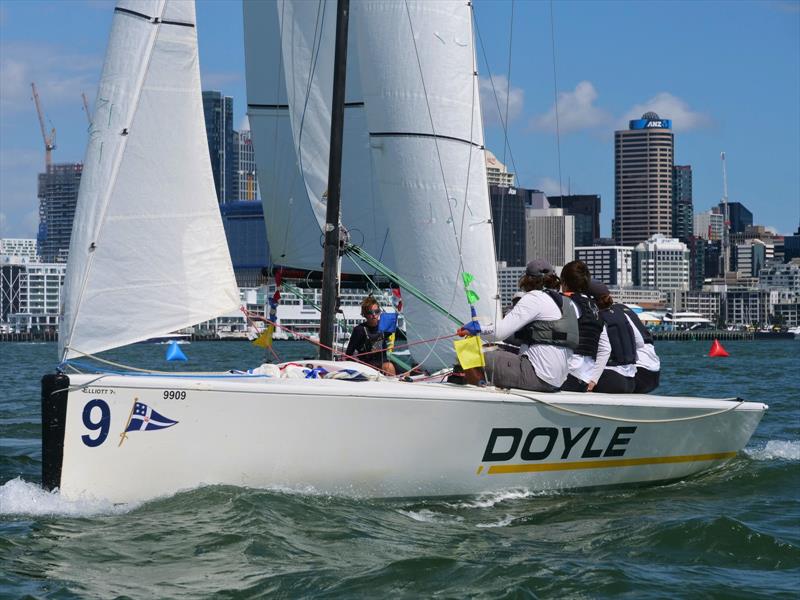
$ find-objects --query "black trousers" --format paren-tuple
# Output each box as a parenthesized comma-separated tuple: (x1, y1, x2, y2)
(561, 374, 588, 392)
(594, 369, 636, 394)
(634, 368, 660, 394)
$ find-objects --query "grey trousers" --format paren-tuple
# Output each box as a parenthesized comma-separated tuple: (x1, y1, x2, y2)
(483, 349, 559, 392)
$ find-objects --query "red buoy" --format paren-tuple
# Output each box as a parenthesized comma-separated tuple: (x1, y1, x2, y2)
(709, 339, 729, 357)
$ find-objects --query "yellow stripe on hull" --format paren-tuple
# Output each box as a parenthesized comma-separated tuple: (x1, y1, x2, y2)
(485, 451, 738, 475)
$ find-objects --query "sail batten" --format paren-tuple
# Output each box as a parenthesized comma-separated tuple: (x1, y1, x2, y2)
(59, 0, 239, 360)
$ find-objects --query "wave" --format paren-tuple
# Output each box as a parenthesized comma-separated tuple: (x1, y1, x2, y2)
(0, 477, 139, 517)
(396, 508, 465, 524)
(745, 439, 800, 461)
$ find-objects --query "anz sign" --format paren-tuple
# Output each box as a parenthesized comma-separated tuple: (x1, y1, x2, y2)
(630, 118, 672, 130)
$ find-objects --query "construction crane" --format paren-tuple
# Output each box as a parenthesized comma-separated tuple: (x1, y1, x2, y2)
(81, 92, 92, 126)
(31, 82, 56, 170)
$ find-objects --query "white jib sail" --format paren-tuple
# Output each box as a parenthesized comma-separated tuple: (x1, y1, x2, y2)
(354, 0, 500, 370)
(59, 0, 239, 361)
(245, 0, 395, 272)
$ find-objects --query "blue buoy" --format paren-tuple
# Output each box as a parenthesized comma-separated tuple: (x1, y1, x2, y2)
(165, 340, 188, 361)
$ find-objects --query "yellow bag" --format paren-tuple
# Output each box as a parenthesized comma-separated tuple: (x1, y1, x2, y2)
(453, 335, 485, 369)
(252, 324, 275, 348)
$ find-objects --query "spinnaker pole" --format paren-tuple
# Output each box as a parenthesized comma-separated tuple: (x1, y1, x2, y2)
(319, 0, 350, 360)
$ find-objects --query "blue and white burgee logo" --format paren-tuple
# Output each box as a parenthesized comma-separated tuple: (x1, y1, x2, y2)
(118, 400, 179, 447)
(127, 402, 178, 432)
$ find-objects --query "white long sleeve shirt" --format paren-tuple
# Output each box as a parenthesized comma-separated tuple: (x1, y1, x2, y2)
(482, 290, 571, 387)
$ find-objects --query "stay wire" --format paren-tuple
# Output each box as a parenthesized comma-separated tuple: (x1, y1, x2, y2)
(549, 0, 564, 197)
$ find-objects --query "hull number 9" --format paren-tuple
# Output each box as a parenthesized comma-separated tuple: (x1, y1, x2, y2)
(163, 390, 186, 400)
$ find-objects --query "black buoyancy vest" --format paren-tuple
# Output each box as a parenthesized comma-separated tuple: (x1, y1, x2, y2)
(357, 325, 385, 367)
(600, 304, 637, 366)
(519, 290, 579, 350)
(569, 293, 604, 360)
(621, 305, 654, 345)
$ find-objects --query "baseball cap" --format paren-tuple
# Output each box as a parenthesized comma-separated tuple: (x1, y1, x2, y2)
(525, 258, 554, 277)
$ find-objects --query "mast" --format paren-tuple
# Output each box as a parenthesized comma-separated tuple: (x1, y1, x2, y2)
(319, 0, 350, 360)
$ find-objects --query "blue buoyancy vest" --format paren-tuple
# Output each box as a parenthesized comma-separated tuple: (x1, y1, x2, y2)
(621, 305, 654, 345)
(568, 293, 604, 360)
(518, 290, 579, 350)
(599, 304, 637, 366)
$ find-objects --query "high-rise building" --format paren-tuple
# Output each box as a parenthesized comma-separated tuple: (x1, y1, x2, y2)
(574, 246, 633, 287)
(784, 224, 800, 263)
(703, 239, 722, 279)
(693, 208, 724, 240)
(671, 165, 693, 241)
(36, 163, 83, 263)
(685, 236, 707, 290)
(237, 129, 258, 201)
(720, 201, 753, 235)
(484, 149, 515, 188)
(489, 186, 527, 267)
(525, 208, 574, 270)
(220, 201, 270, 288)
(614, 112, 674, 245)
(633, 234, 690, 291)
(202, 91, 238, 203)
(735, 240, 768, 277)
(547, 194, 601, 247)
(0, 239, 38, 261)
(497, 262, 526, 308)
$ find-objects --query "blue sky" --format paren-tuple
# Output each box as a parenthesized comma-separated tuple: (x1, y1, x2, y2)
(1, 0, 798, 239)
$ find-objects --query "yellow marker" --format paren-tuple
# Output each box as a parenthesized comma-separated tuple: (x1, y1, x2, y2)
(454, 335, 485, 369)
(476, 465, 484, 475)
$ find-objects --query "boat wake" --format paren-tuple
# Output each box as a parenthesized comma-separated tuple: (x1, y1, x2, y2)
(0, 477, 139, 517)
(744, 440, 800, 461)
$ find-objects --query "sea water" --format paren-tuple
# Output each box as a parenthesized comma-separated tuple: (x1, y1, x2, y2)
(1, 340, 798, 598)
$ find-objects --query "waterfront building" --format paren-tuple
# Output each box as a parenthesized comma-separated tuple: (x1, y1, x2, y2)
(37, 163, 82, 263)
(759, 259, 800, 298)
(525, 208, 574, 270)
(0, 239, 38, 261)
(665, 290, 722, 325)
(219, 201, 270, 288)
(497, 262, 525, 308)
(671, 165, 693, 241)
(720, 201, 753, 235)
(608, 286, 666, 308)
(726, 289, 770, 328)
(485, 149, 515, 188)
(693, 207, 724, 241)
(0, 258, 66, 332)
(202, 91, 238, 203)
(237, 128, 259, 201)
(772, 302, 799, 328)
(614, 112, 674, 245)
(633, 234, 690, 291)
(734, 240, 768, 277)
(574, 245, 633, 287)
(547, 194, 601, 247)
(490, 186, 527, 267)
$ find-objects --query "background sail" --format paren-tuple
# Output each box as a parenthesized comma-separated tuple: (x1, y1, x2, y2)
(59, 0, 239, 360)
(354, 0, 499, 370)
(244, 0, 394, 273)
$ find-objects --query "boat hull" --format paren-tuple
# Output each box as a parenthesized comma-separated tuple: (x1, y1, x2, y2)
(42, 373, 766, 503)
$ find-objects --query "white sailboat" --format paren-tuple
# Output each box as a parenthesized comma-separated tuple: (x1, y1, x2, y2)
(43, 0, 766, 504)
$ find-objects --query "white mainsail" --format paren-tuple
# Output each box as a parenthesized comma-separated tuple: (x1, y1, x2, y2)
(244, 0, 395, 272)
(354, 0, 499, 368)
(59, 0, 239, 361)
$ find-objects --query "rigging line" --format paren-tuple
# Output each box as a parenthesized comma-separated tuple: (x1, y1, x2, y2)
(61, 0, 167, 363)
(549, 0, 564, 197)
(504, 390, 747, 424)
(495, 0, 515, 268)
(471, 8, 520, 181)
(273, 0, 292, 259)
(403, 0, 464, 275)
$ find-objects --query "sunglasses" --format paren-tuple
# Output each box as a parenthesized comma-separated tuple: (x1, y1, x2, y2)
(366, 309, 382, 316)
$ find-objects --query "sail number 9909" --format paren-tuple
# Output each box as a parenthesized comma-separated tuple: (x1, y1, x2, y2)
(163, 390, 186, 400)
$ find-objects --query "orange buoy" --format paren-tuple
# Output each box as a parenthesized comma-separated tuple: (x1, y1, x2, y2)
(709, 339, 729, 357)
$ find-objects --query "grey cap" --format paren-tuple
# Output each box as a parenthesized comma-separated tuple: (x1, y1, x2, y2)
(525, 258, 554, 277)
(588, 279, 610, 298)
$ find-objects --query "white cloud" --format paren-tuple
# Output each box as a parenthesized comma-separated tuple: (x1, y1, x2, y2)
(532, 81, 611, 133)
(479, 75, 524, 126)
(0, 42, 101, 115)
(619, 92, 711, 132)
(536, 176, 565, 197)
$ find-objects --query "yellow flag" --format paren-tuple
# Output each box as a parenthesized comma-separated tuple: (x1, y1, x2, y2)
(453, 335, 485, 369)
(252, 324, 275, 348)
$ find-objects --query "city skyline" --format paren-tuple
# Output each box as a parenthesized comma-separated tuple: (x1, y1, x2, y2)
(1, 0, 798, 239)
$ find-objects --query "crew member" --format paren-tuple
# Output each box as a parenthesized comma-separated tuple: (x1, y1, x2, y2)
(458, 259, 577, 392)
(559, 261, 611, 392)
(586, 281, 641, 393)
(345, 297, 397, 375)
(621, 306, 661, 393)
